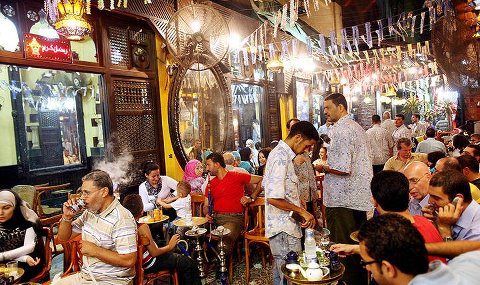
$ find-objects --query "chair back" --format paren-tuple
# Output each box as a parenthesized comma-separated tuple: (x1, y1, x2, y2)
(63, 235, 83, 274)
(134, 235, 150, 285)
(244, 197, 265, 234)
(191, 194, 205, 217)
(30, 227, 53, 282)
(12, 185, 38, 211)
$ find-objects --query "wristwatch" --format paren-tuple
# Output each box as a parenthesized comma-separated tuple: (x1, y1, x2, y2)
(61, 216, 73, 223)
(443, 236, 453, 242)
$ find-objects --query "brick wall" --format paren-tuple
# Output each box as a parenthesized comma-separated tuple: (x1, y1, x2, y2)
(463, 89, 480, 121)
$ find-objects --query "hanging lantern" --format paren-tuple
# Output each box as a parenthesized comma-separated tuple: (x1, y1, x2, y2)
(54, 0, 92, 41)
(266, 58, 284, 73)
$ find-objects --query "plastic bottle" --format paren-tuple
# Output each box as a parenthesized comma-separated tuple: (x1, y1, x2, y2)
(304, 228, 317, 263)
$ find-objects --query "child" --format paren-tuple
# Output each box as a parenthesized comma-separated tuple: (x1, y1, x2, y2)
(122, 194, 201, 285)
(158, 181, 192, 234)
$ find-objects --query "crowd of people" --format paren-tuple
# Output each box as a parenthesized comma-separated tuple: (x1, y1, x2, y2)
(2, 92, 480, 285)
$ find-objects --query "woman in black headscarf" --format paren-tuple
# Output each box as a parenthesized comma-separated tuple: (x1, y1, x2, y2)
(0, 189, 44, 282)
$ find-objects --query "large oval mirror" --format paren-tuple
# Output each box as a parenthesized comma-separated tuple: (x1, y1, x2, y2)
(169, 64, 233, 168)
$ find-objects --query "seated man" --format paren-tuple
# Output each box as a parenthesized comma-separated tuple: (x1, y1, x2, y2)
(358, 214, 480, 285)
(57, 170, 137, 285)
(203, 152, 262, 254)
(332, 170, 444, 262)
(458, 154, 480, 190)
(424, 169, 480, 241)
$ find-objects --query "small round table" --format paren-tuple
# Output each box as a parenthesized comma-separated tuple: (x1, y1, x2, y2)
(0, 267, 25, 282)
(282, 264, 345, 285)
(138, 215, 170, 224)
(173, 216, 208, 227)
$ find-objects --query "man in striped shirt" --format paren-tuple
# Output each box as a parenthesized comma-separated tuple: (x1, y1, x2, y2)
(57, 170, 137, 285)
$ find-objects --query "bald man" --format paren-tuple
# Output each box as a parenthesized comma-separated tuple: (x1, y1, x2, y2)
(403, 162, 432, 216)
(381, 111, 396, 137)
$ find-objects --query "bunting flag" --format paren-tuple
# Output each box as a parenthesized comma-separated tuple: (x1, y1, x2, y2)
(411, 15, 417, 37)
(98, 0, 104, 9)
(330, 31, 338, 55)
(251, 46, 257, 64)
(313, 0, 320, 11)
(377, 20, 384, 41)
(281, 40, 289, 58)
(274, 11, 281, 38)
(258, 45, 263, 61)
(318, 34, 326, 55)
(281, 4, 288, 30)
(388, 17, 393, 35)
(341, 28, 352, 53)
(365, 22, 373, 48)
(110, 0, 115, 9)
(306, 36, 313, 55)
(352, 26, 360, 52)
(243, 48, 249, 66)
(268, 43, 275, 60)
(304, 0, 311, 18)
(420, 12, 426, 34)
(291, 39, 298, 57)
(290, 0, 295, 27)
(428, 7, 436, 30)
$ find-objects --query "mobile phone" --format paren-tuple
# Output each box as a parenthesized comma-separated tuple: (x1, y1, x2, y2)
(452, 197, 460, 207)
(289, 211, 305, 223)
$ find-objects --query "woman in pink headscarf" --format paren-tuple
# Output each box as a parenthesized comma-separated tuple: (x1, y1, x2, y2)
(183, 159, 205, 194)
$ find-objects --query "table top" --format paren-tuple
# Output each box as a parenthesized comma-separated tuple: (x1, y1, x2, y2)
(138, 215, 169, 224)
(281, 264, 344, 285)
(173, 216, 208, 227)
(0, 266, 25, 281)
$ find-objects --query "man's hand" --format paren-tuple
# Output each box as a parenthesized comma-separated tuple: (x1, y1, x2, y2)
(79, 240, 99, 257)
(438, 198, 464, 228)
(167, 234, 180, 251)
(25, 256, 41, 266)
(300, 210, 315, 229)
(421, 204, 437, 222)
(62, 197, 79, 220)
(240, 196, 253, 206)
(330, 244, 359, 257)
(206, 213, 213, 223)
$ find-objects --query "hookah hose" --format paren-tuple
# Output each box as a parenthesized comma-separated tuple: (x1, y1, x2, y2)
(207, 174, 214, 242)
(177, 240, 191, 257)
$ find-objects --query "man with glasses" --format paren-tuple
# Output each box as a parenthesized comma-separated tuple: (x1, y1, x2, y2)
(384, 138, 427, 172)
(403, 161, 432, 216)
(358, 214, 480, 285)
(434, 157, 480, 202)
(57, 170, 137, 285)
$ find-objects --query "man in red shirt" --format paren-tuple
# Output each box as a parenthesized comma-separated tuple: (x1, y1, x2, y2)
(202, 152, 262, 254)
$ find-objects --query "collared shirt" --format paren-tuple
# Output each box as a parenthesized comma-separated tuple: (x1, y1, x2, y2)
(392, 125, 412, 154)
(380, 119, 396, 136)
(410, 122, 428, 137)
(408, 194, 430, 216)
(416, 138, 447, 154)
(72, 199, 137, 284)
(452, 200, 480, 241)
(365, 124, 394, 165)
(409, 251, 480, 285)
(264, 140, 302, 238)
(383, 153, 427, 172)
(324, 115, 373, 211)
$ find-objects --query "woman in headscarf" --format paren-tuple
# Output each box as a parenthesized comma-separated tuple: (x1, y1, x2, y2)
(0, 189, 44, 282)
(182, 159, 205, 194)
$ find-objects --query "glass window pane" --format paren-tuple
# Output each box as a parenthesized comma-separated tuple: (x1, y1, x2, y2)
(231, 83, 263, 147)
(296, 80, 310, 121)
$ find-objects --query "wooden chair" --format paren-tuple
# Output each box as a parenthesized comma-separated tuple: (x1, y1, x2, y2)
(30, 227, 53, 283)
(191, 193, 205, 217)
(243, 197, 270, 284)
(35, 183, 71, 227)
(62, 235, 83, 275)
(315, 175, 327, 227)
(135, 235, 178, 285)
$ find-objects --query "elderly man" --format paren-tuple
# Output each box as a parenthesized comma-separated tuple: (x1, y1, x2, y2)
(403, 162, 432, 216)
(423, 170, 480, 241)
(458, 154, 480, 190)
(384, 138, 427, 171)
(358, 214, 480, 285)
(57, 170, 137, 285)
(392, 114, 412, 155)
(366, 114, 394, 174)
(222, 152, 248, 174)
(463, 144, 480, 163)
(381, 111, 396, 136)
(416, 128, 447, 154)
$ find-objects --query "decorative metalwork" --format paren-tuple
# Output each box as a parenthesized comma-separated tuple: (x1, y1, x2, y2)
(113, 81, 152, 111)
(109, 26, 130, 68)
(27, 10, 39, 22)
(2, 4, 15, 17)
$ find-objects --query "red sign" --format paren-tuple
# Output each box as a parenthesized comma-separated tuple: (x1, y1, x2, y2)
(24, 33, 72, 63)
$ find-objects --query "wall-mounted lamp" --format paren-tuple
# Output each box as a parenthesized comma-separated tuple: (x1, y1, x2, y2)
(167, 63, 178, 76)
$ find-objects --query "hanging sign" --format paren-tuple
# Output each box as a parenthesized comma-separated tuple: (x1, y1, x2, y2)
(24, 33, 72, 63)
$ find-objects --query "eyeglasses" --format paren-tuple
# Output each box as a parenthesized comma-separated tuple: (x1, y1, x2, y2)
(79, 188, 104, 197)
(360, 259, 381, 268)
(408, 173, 428, 185)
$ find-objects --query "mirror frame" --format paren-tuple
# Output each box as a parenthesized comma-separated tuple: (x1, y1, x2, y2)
(168, 64, 234, 168)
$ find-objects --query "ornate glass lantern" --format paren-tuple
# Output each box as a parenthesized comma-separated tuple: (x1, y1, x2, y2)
(54, 0, 92, 41)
